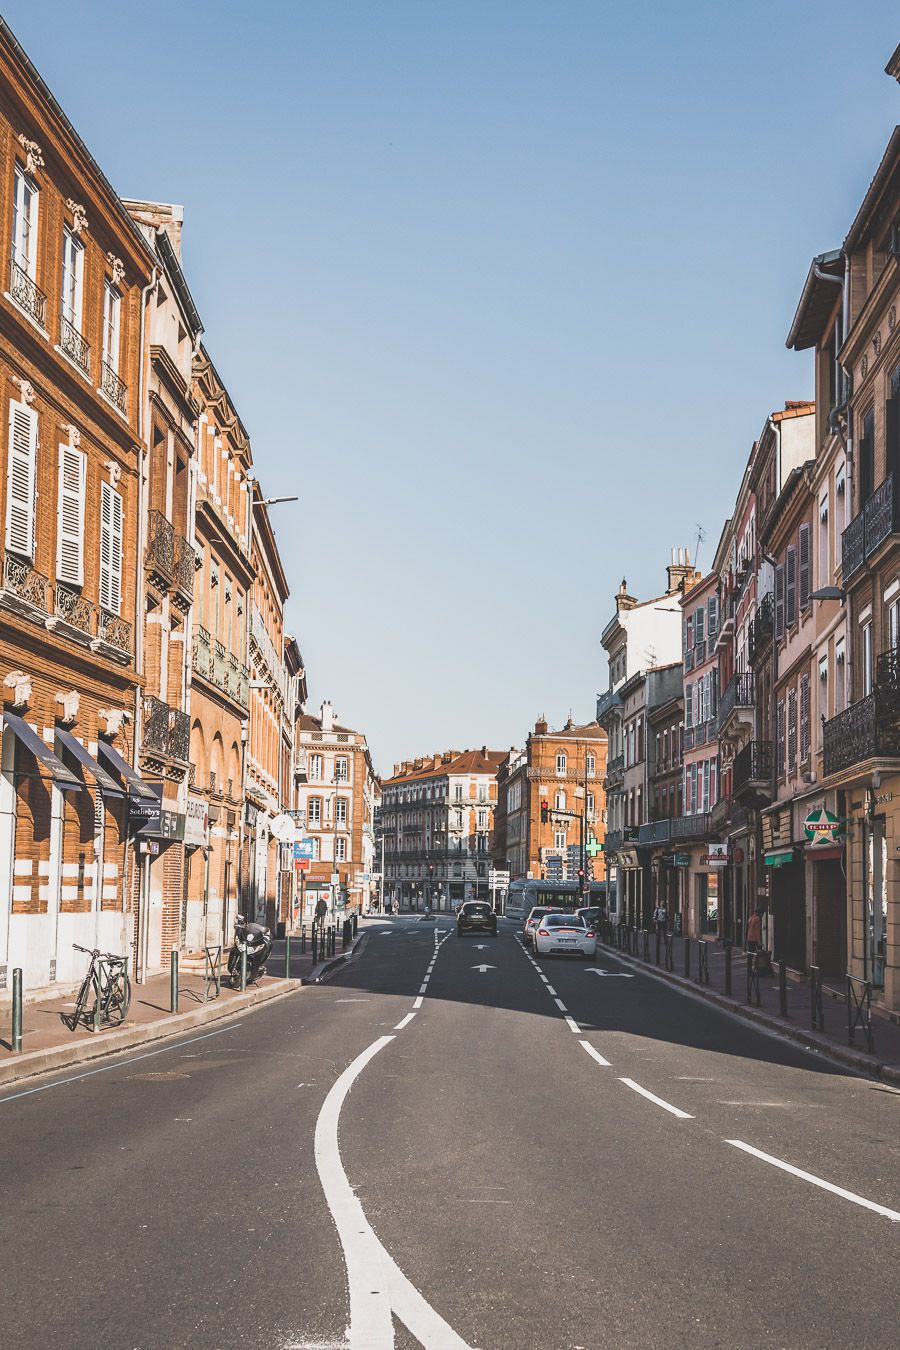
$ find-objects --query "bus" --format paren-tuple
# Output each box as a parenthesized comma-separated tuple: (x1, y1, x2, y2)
(504, 879, 607, 919)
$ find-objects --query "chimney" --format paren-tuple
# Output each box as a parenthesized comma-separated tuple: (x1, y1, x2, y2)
(320, 700, 335, 732)
(666, 547, 695, 594)
(534, 715, 548, 735)
(616, 577, 637, 612)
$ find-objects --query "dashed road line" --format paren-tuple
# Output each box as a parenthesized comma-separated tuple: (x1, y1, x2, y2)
(564, 1015, 581, 1035)
(580, 1040, 611, 1067)
(619, 1077, 693, 1119)
(725, 1139, 900, 1223)
(554, 998, 568, 1012)
(394, 1013, 416, 1030)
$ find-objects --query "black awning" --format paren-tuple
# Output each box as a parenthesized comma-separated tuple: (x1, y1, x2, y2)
(56, 729, 124, 798)
(3, 711, 82, 791)
(96, 739, 158, 800)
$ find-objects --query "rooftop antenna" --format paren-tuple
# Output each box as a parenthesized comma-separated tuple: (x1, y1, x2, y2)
(693, 523, 706, 571)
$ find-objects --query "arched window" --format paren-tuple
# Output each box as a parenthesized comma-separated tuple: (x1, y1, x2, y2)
(555, 790, 566, 811)
(556, 752, 567, 775)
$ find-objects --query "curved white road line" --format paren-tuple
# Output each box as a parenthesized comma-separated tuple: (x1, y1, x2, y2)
(314, 988, 473, 1348)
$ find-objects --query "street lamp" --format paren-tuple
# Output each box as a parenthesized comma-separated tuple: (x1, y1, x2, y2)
(253, 495, 299, 507)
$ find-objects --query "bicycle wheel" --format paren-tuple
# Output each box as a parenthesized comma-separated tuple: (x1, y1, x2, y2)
(67, 972, 93, 1031)
(104, 971, 131, 1026)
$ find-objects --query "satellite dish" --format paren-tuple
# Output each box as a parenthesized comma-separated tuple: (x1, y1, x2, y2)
(270, 813, 295, 843)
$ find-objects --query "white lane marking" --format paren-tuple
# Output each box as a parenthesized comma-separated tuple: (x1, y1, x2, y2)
(394, 1013, 416, 1030)
(619, 1077, 693, 1119)
(315, 1034, 475, 1348)
(545, 985, 558, 996)
(418, 983, 428, 994)
(580, 1040, 611, 1067)
(0, 1023, 243, 1105)
(726, 1139, 900, 1222)
(538, 975, 549, 983)
(413, 996, 423, 1010)
(554, 998, 568, 1013)
(564, 1016, 581, 1034)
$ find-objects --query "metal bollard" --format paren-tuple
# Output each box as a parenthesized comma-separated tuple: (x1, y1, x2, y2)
(285, 933, 292, 979)
(684, 937, 691, 980)
(301, 924, 307, 954)
(11, 967, 23, 1053)
(810, 964, 824, 1031)
(331, 925, 336, 956)
(655, 930, 661, 965)
(240, 945, 248, 992)
(779, 961, 788, 1017)
(170, 948, 179, 1013)
(724, 941, 732, 996)
(312, 926, 318, 964)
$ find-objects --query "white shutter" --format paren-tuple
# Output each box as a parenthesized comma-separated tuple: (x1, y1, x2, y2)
(56, 443, 86, 584)
(99, 481, 123, 613)
(5, 399, 38, 557)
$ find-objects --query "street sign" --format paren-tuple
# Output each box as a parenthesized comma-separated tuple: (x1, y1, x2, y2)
(488, 870, 510, 886)
(330, 871, 340, 885)
(295, 857, 311, 873)
(294, 838, 315, 859)
(586, 836, 604, 857)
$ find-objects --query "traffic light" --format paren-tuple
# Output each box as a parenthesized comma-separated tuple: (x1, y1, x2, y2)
(427, 863, 435, 878)
(540, 800, 549, 824)
(577, 867, 586, 893)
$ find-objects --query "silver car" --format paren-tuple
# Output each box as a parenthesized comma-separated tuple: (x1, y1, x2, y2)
(533, 912, 597, 959)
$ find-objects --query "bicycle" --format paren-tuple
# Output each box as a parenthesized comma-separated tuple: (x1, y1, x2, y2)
(66, 944, 132, 1031)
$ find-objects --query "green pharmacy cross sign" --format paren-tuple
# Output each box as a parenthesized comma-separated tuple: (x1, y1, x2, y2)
(585, 836, 604, 858)
(804, 808, 843, 847)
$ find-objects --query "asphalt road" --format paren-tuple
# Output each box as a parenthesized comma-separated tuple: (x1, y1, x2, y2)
(2, 915, 899, 1349)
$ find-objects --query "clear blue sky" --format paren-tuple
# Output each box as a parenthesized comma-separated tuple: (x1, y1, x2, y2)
(7, 2, 898, 772)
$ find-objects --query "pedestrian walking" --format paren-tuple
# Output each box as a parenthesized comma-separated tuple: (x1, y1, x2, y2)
(653, 901, 668, 937)
(314, 895, 328, 932)
(746, 907, 763, 953)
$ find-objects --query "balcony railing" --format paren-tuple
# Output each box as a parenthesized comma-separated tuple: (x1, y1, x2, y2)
(876, 647, 900, 689)
(100, 359, 127, 412)
(672, 813, 711, 840)
(54, 583, 93, 634)
(638, 819, 672, 844)
(733, 739, 772, 795)
(710, 796, 732, 833)
(142, 695, 190, 762)
(748, 593, 774, 665)
(192, 623, 212, 678)
(823, 690, 900, 777)
(605, 754, 624, 779)
(3, 552, 48, 610)
(97, 609, 132, 654)
(173, 535, 197, 597)
(59, 315, 90, 373)
(10, 256, 46, 327)
(718, 671, 755, 731)
(212, 638, 227, 690)
(146, 510, 175, 582)
(842, 475, 899, 583)
(605, 829, 623, 853)
(227, 653, 249, 707)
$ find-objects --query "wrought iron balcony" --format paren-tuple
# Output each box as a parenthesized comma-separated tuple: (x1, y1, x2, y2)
(710, 796, 732, 833)
(842, 475, 899, 584)
(605, 829, 623, 853)
(142, 694, 190, 762)
(638, 818, 672, 844)
(228, 653, 249, 707)
(876, 647, 900, 690)
(173, 535, 197, 598)
(2, 552, 48, 610)
(212, 638, 227, 690)
(54, 583, 93, 634)
(748, 593, 774, 665)
(10, 256, 46, 327)
(718, 671, 755, 732)
(97, 608, 132, 654)
(146, 510, 175, 583)
(100, 360, 127, 412)
(59, 315, 90, 373)
(823, 691, 900, 777)
(733, 739, 773, 798)
(672, 812, 712, 840)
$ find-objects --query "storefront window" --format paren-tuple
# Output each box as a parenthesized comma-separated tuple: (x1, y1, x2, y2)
(697, 872, 718, 934)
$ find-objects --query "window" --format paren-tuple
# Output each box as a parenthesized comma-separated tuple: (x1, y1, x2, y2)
(695, 605, 706, 647)
(454, 783, 463, 801)
(776, 699, 785, 777)
(554, 829, 566, 850)
(586, 791, 595, 817)
(554, 790, 565, 811)
(835, 639, 846, 713)
(774, 563, 785, 639)
(99, 482, 124, 614)
(477, 808, 487, 829)
(310, 837, 320, 860)
(690, 763, 698, 815)
(5, 399, 38, 557)
(890, 598, 900, 655)
(862, 620, 873, 696)
(60, 228, 84, 335)
(799, 673, 811, 763)
(707, 594, 719, 642)
(308, 797, 322, 826)
(585, 752, 596, 775)
(102, 282, 121, 374)
(787, 687, 797, 769)
(785, 545, 797, 628)
(335, 797, 348, 825)
(819, 494, 829, 591)
(335, 756, 349, 782)
(56, 441, 86, 585)
(798, 524, 811, 610)
(685, 682, 694, 729)
(335, 836, 347, 862)
(702, 759, 710, 813)
(12, 164, 38, 277)
(556, 752, 567, 775)
(309, 754, 323, 781)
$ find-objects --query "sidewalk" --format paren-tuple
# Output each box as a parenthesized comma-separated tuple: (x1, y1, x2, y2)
(601, 928, 900, 1085)
(0, 928, 363, 1088)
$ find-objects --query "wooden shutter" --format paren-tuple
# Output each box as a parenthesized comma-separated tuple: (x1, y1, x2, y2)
(799, 673, 810, 763)
(56, 443, 86, 584)
(774, 564, 785, 639)
(707, 594, 719, 642)
(5, 399, 37, 557)
(798, 524, 811, 610)
(776, 700, 785, 777)
(685, 682, 694, 729)
(99, 481, 124, 613)
(695, 605, 706, 644)
(785, 547, 797, 628)
(787, 687, 797, 769)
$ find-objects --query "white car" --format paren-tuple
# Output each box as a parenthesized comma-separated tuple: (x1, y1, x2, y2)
(523, 906, 564, 947)
(533, 912, 597, 959)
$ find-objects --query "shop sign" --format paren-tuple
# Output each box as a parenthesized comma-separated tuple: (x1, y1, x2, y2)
(295, 857, 311, 872)
(804, 807, 842, 847)
(184, 795, 209, 848)
(674, 853, 690, 867)
(128, 781, 162, 833)
(293, 838, 316, 860)
(701, 844, 728, 867)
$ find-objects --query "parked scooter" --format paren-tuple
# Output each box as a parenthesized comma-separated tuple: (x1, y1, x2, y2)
(228, 914, 273, 987)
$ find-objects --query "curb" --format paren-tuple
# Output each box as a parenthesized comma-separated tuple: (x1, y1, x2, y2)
(302, 933, 366, 985)
(598, 942, 900, 1088)
(0, 977, 298, 1090)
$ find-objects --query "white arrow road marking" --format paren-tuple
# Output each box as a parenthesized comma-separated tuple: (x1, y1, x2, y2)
(585, 969, 634, 978)
(726, 1139, 900, 1222)
(471, 964, 496, 973)
(315, 1035, 474, 1349)
(473, 944, 488, 950)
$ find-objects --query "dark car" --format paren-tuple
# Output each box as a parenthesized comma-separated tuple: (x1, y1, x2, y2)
(457, 901, 498, 937)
